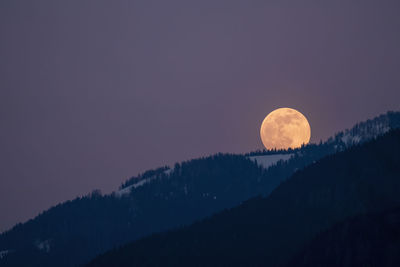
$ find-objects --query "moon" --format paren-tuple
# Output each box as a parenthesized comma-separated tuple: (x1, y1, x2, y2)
(260, 108, 311, 150)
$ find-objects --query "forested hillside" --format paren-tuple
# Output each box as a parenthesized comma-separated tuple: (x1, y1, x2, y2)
(286, 207, 400, 267)
(87, 130, 400, 267)
(0, 112, 399, 267)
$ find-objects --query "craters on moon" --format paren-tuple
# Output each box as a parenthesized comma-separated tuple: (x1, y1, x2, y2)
(260, 108, 311, 150)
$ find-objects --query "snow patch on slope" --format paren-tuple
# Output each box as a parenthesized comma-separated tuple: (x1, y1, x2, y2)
(35, 239, 51, 253)
(0, 250, 10, 259)
(115, 168, 173, 197)
(249, 154, 293, 169)
(115, 178, 153, 197)
(336, 118, 390, 147)
(164, 168, 173, 176)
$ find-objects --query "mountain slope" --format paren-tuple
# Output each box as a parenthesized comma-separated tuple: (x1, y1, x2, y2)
(87, 130, 400, 267)
(0, 155, 267, 267)
(0, 111, 399, 267)
(286, 207, 400, 267)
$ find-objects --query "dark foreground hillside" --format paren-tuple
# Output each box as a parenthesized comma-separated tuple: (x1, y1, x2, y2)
(87, 130, 400, 267)
(286, 207, 400, 267)
(0, 111, 399, 267)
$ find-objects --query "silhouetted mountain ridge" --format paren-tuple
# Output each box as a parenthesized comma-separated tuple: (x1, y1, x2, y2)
(0, 111, 399, 267)
(87, 129, 400, 267)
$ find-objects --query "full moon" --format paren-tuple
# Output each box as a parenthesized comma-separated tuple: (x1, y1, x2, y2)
(260, 108, 311, 150)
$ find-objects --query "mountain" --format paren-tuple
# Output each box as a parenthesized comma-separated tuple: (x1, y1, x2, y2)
(0, 111, 399, 266)
(0, 155, 266, 267)
(86, 129, 400, 267)
(286, 207, 400, 267)
(327, 111, 400, 150)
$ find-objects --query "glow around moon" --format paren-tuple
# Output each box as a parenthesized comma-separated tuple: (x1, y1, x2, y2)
(260, 108, 311, 150)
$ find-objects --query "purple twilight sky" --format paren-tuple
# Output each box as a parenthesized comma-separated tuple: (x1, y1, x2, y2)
(1, 0, 400, 232)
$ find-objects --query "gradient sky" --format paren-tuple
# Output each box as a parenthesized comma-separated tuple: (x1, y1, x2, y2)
(1, 0, 400, 232)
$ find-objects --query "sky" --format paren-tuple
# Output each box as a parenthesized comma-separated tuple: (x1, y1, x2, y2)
(1, 0, 400, 232)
